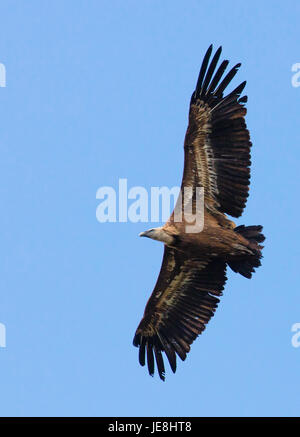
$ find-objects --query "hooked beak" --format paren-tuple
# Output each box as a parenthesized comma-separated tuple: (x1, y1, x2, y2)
(139, 231, 151, 238)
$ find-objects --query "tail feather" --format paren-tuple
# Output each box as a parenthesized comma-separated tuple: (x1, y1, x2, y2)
(228, 225, 265, 278)
(235, 225, 265, 244)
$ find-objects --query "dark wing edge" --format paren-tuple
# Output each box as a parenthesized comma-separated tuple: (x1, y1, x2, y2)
(133, 248, 227, 380)
(184, 44, 251, 218)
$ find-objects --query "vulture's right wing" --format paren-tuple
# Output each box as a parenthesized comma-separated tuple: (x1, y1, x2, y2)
(133, 247, 227, 380)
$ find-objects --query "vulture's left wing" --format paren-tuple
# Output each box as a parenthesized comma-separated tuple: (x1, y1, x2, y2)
(133, 247, 227, 380)
(181, 45, 251, 218)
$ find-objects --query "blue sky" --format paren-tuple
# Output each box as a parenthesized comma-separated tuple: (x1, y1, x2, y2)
(0, 0, 300, 417)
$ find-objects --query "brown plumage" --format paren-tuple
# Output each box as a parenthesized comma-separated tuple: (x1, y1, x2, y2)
(133, 45, 265, 381)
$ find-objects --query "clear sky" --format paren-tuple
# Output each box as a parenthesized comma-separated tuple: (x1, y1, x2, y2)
(0, 0, 300, 417)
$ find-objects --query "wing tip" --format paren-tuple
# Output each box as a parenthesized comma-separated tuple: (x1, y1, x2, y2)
(134, 331, 180, 380)
(193, 46, 245, 105)
(132, 333, 140, 347)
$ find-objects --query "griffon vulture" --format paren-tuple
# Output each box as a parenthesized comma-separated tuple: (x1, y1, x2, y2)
(133, 45, 265, 380)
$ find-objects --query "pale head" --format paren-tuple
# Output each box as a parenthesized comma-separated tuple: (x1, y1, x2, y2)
(139, 227, 175, 245)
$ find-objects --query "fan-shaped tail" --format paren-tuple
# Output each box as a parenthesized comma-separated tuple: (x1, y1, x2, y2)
(228, 225, 265, 278)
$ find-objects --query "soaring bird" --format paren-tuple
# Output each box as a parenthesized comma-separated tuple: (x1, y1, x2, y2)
(133, 45, 265, 381)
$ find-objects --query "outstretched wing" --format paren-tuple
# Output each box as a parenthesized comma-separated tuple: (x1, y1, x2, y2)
(182, 44, 251, 218)
(133, 247, 227, 380)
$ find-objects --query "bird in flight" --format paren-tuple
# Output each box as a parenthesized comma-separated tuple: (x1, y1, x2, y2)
(133, 45, 265, 381)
